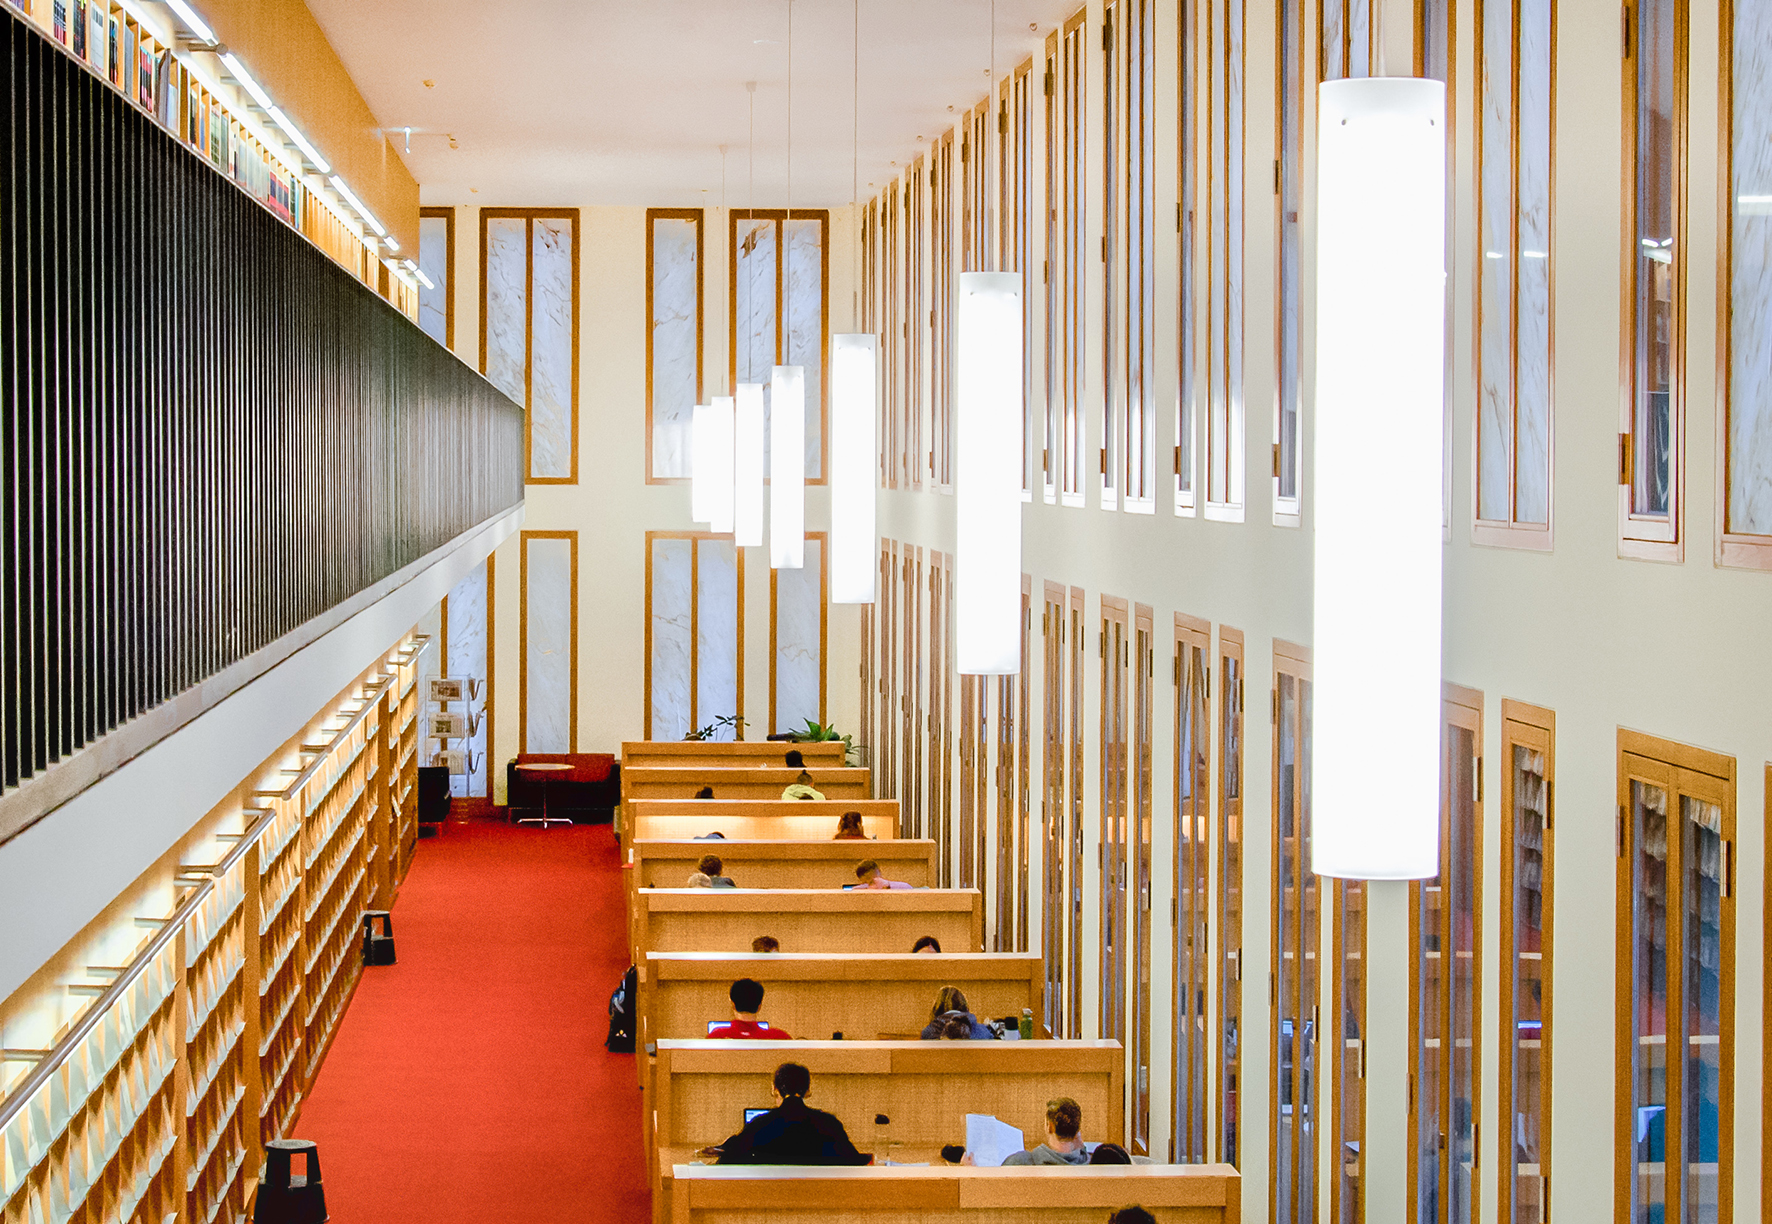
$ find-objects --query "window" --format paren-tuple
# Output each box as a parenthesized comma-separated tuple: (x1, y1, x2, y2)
(1067, 586, 1087, 1030)
(930, 553, 955, 881)
(1176, 0, 1199, 514)
(933, 134, 956, 490)
(1205, 0, 1245, 519)
(1617, 732, 1735, 1224)
(769, 533, 826, 736)
(730, 209, 829, 483)
(1720, 0, 1772, 568)
(1115, 0, 1157, 510)
(644, 532, 742, 740)
(1044, 30, 1063, 504)
(885, 182, 902, 490)
(1017, 577, 1033, 952)
(1271, 642, 1316, 1223)
(1331, 878, 1367, 1223)
(1418, 0, 1454, 529)
(1215, 626, 1246, 1165)
(1474, 0, 1554, 545)
(992, 586, 1029, 952)
(1099, 596, 1132, 1055)
(442, 557, 492, 799)
(1321, 0, 1374, 76)
(1055, 11, 1089, 505)
(481, 209, 580, 484)
(1619, 0, 1683, 557)
(418, 206, 454, 348)
(520, 531, 577, 752)
(1042, 583, 1073, 1032)
(877, 541, 899, 800)
(901, 546, 925, 836)
(1002, 60, 1038, 498)
(1499, 700, 1554, 1224)
(1173, 613, 1212, 1162)
(1275, 0, 1303, 522)
(909, 161, 927, 492)
(1103, 2, 1121, 509)
(646, 208, 704, 482)
(963, 101, 990, 273)
(1410, 685, 1483, 1224)
(1130, 604, 1155, 1151)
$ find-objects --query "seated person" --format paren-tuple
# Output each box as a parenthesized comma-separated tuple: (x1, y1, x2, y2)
(1089, 1142, 1132, 1165)
(785, 749, 805, 769)
(911, 935, 942, 954)
(918, 986, 996, 1040)
(782, 770, 825, 801)
(1108, 1211, 1156, 1224)
(751, 935, 781, 953)
(695, 786, 715, 799)
(707, 978, 793, 1040)
(686, 872, 714, 887)
(938, 1015, 975, 1040)
(1001, 1097, 1089, 1165)
(708, 1062, 871, 1166)
(694, 830, 726, 840)
(833, 811, 870, 840)
(848, 859, 912, 890)
(697, 854, 737, 887)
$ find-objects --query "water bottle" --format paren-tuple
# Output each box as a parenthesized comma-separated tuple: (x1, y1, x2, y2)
(1019, 1008, 1034, 1040)
(874, 1113, 892, 1165)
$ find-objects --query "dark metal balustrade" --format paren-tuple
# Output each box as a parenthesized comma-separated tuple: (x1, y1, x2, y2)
(0, 11, 525, 825)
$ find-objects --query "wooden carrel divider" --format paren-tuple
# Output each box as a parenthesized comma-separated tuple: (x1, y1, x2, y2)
(623, 798, 900, 845)
(621, 767, 873, 802)
(622, 740, 849, 770)
(631, 888, 984, 969)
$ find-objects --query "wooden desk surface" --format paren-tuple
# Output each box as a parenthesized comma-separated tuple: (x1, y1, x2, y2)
(632, 888, 985, 962)
(623, 741, 848, 767)
(628, 814, 899, 842)
(623, 766, 873, 802)
(626, 842, 940, 934)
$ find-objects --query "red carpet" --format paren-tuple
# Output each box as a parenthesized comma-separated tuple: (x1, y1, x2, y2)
(296, 819, 649, 1223)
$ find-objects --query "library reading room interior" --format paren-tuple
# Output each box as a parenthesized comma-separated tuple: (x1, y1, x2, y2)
(1, 0, 1768, 1221)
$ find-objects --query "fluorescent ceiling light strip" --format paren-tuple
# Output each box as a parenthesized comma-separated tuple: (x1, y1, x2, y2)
(164, 0, 214, 43)
(266, 107, 330, 173)
(328, 175, 386, 236)
(220, 53, 273, 111)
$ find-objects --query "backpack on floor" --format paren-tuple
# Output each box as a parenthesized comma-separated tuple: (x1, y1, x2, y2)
(606, 964, 638, 1053)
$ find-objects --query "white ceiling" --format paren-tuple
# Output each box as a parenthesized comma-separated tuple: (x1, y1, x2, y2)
(305, 0, 1079, 208)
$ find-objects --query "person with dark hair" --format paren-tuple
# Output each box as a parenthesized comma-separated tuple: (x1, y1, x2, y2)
(911, 935, 942, 954)
(708, 979, 793, 1040)
(694, 786, 715, 799)
(708, 1062, 872, 1166)
(782, 770, 825, 801)
(850, 859, 911, 890)
(938, 1015, 975, 1040)
(1088, 1142, 1132, 1165)
(834, 812, 869, 840)
(1106, 1209, 1157, 1224)
(918, 985, 995, 1040)
(751, 935, 781, 953)
(1000, 1098, 1089, 1165)
(697, 854, 737, 887)
(784, 749, 805, 769)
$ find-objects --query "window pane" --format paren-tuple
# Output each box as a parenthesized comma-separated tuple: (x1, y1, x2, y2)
(418, 213, 450, 347)
(1728, 0, 1772, 535)
(771, 537, 822, 733)
(1630, 779, 1670, 1224)
(522, 536, 573, 753)
(1217, 647, 1244, 1165)
(735, 217, 777, 387)
(650, 215, 700, 480)
(1478, 0, 1515, 522)
(649, 538, 693, 740)
(784, 217, 824, 479)
(530, 218, 575, 481)
(696, 539, 739, 735)
(483, 217, 527, 405)
(1277, 0, 1302, 503)
(1632, 0, 1677, 518)
(1448, 726, 1477, 1224)
(1680, 796, 1723, 1222)
(1515, 0, 1552, 525)
(1508, 744, 1550, 1222)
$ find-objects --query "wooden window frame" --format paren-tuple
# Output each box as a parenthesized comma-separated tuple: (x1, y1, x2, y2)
(1321, 0, 1376, 78)
(641, 531, 745, 741)
(934, 553, 956, 884)
(1098, 596, 1132, 1055)
(518, 530, 579, 753)
(1330, 878, 1367, 1224)
(644, 207, 705, 485)
(1103, 1, 1123, 510)
(1214, 625, 1245, 1166)
(1204, 0, 1246, 521)
(1044, 31, 1064, 505)
(1067, 585, 1088, 1032)
(1000, 59, 1038, 501)
(1129, 603, 1155, 1152)
(1273, 0, 1305, 526)
(933, 134, 957, 492)
(1121, 0, 1158, 511)
(479, 207, 582, 486)
(767, 531, 829, 737)
(1172, 613, 1213, 1162)
(903, 546, 925, 837)
(886, 183, 902, 490)
(1614, 730, 1735, 1224)
(880, 541, 899, 801)
(1017, 576, 1033, 953)
(1498, 699, 1555, 1224)
(1042, 582, 1072, 1034)
(1270, 641, 1316, 1223)
(1617, 0, 1686, 560)
(1059, 9, 1089, 507)
(726, 208, 832, 486)
(419, 206, 455, 350)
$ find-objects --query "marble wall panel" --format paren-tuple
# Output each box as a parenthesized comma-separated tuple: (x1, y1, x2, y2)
(696, 540, 740, 738)
(484, 218, 527, 405)
(1731, 0, 1772, 535)
(774, 538, 824, 735)
(524, 536, 575, 753)
(1478, 0, 1515, 522)
(1323, 0, 1344, 79)
(1348, 0, 1370, 77)
(785, 218, 825, 479)
(446, 561, 488, 797)
(650, 538, 694, 740)
(652, 217, 700, 480)
(531, 218, 576, 480)
(1515, 0, 1553, 525)
(735, 218, 777, 389)
(419, 214, 450, 347)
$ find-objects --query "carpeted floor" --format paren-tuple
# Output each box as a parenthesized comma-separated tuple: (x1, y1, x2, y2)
(296, 818, 649, 1223)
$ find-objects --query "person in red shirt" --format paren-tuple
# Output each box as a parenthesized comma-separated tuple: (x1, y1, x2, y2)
(707, 978, 794, 1040)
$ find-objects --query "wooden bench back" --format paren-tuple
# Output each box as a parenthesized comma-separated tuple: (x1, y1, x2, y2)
(622, 766, 872, 801)
(630, 840, 938, 891)
(625, 798, 900, 844)
(633, 889, 983, 965)
(623, 741, 848, 769)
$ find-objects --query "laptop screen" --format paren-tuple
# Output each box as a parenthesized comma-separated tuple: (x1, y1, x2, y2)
(707, 1020, 771, 1034)
(743, 1108, 769, 1124)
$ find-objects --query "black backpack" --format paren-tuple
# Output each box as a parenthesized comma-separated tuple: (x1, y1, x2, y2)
(606, 965, 638, 1053)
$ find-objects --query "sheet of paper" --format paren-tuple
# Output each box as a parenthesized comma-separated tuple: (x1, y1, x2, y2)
(964, 1114, 1026, 1168)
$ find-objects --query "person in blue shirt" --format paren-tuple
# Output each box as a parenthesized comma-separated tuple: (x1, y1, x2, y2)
(918, 986, 996, 1040)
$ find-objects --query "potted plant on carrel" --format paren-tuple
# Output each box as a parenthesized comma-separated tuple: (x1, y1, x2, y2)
(784, 719, 863, 768)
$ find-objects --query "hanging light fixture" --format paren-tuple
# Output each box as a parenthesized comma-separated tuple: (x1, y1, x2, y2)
(690, 403, 716, 524)
(1311, 76, 1446, 881)
(830, 0, 877, 604)
(693, 397, 736, 532)
(735, 383, 766, 547)
(770, 0, 806, 570)
(956, 0, 1021, 675)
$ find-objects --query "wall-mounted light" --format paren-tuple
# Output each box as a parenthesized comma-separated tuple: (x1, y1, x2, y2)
(328, 175, 386, 238)
(829, 333, 877, 603)
(267, 107, 330, 173)
(1311, 76, 1446, 881)
(220, 53, 272, 110)
(955, 271, 1022, 675)
(166, 0, 214, 44)
(734, 383, 765, 548)
(770, 365, 805, 569)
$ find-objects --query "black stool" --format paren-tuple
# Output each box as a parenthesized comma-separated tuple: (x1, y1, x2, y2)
(362, 911, 396, 966)
(254, 1138, 327, 1224)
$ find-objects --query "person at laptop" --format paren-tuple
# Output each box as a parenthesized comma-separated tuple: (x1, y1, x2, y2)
(833, 811, 869, 840)
(696, 854, 737, 887)
(708, 1062, 871, 1166)
(848, 860, 912, 890)
(918, 986, 995, 1040)
(707, 978, 793, 1040)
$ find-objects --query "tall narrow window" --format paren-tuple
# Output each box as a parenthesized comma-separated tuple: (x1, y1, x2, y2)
(878, 542, 899, 800)
(1499, 700, 1554, 1224)
(884, 185, 902, 490)
(1002, 61, 1037, 498)
(1411, 686, 1484, 1224)
(1043, 582, 1071, 1034)
(1275, 0, 1304, 522)
(1215, 627, 1245, 1165)
(1617, 733, 1735, 1224)
(1067, 586, 1087, 1031)
(520, 532, 577, 752)
(993, 600, 1024, 951)
(1103, 1, 1122, 509)
(1059, 10, 1089, 505)
(1620, 0, 1684, 556)
(730, 209, 829, 482)
(1018, 576, 1033, 952)
(1120, 0, 1157, 510)
(901, 548, 924, 837)
(1474, 0, 1554, 545)
(443, 557, 491, 799)
(769, 533, 826, 735)
(1177, 0, 1199, 513)
(647, 208, 704, 482)
(1045, 31, 1064, 504)
(1720, 0, 1772, 568)
(418, 206, 454, 348)
(909, 161, 927, 491)
(1419, 0, 1454, 529)
(960, 673, 986, 891)
(481, 209, 579, 484)
(1271, 642, 1316, 1223)
(1331, 878, 1367, 1223)
(1099, 597, 1132, 1057)
(1130, 604, 1155, 1151)
(645, 532, 743, 740)
(1206, 0, 1245, 519)
(932, 554, 955, 882)
(1173, 614, 1212, 1162)
(1320, 0, 1374, 76)
(860, 599, 875, 794)
(933, 135, 956, 490)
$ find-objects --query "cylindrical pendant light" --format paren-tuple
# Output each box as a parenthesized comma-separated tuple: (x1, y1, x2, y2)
(830, 334, 878, 602)
(955, 271, 1022, 675)
(699, 396, 736, 534)
(1311, 77, 1446, 881)
(734, 383, 766, 548)
(690, 403, 715, 523)
(769, 365, 806, 569)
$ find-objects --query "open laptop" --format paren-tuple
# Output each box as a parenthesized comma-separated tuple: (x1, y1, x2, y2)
(743, 1108, 769, 1125)
(706, 1020, 771, 1034)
